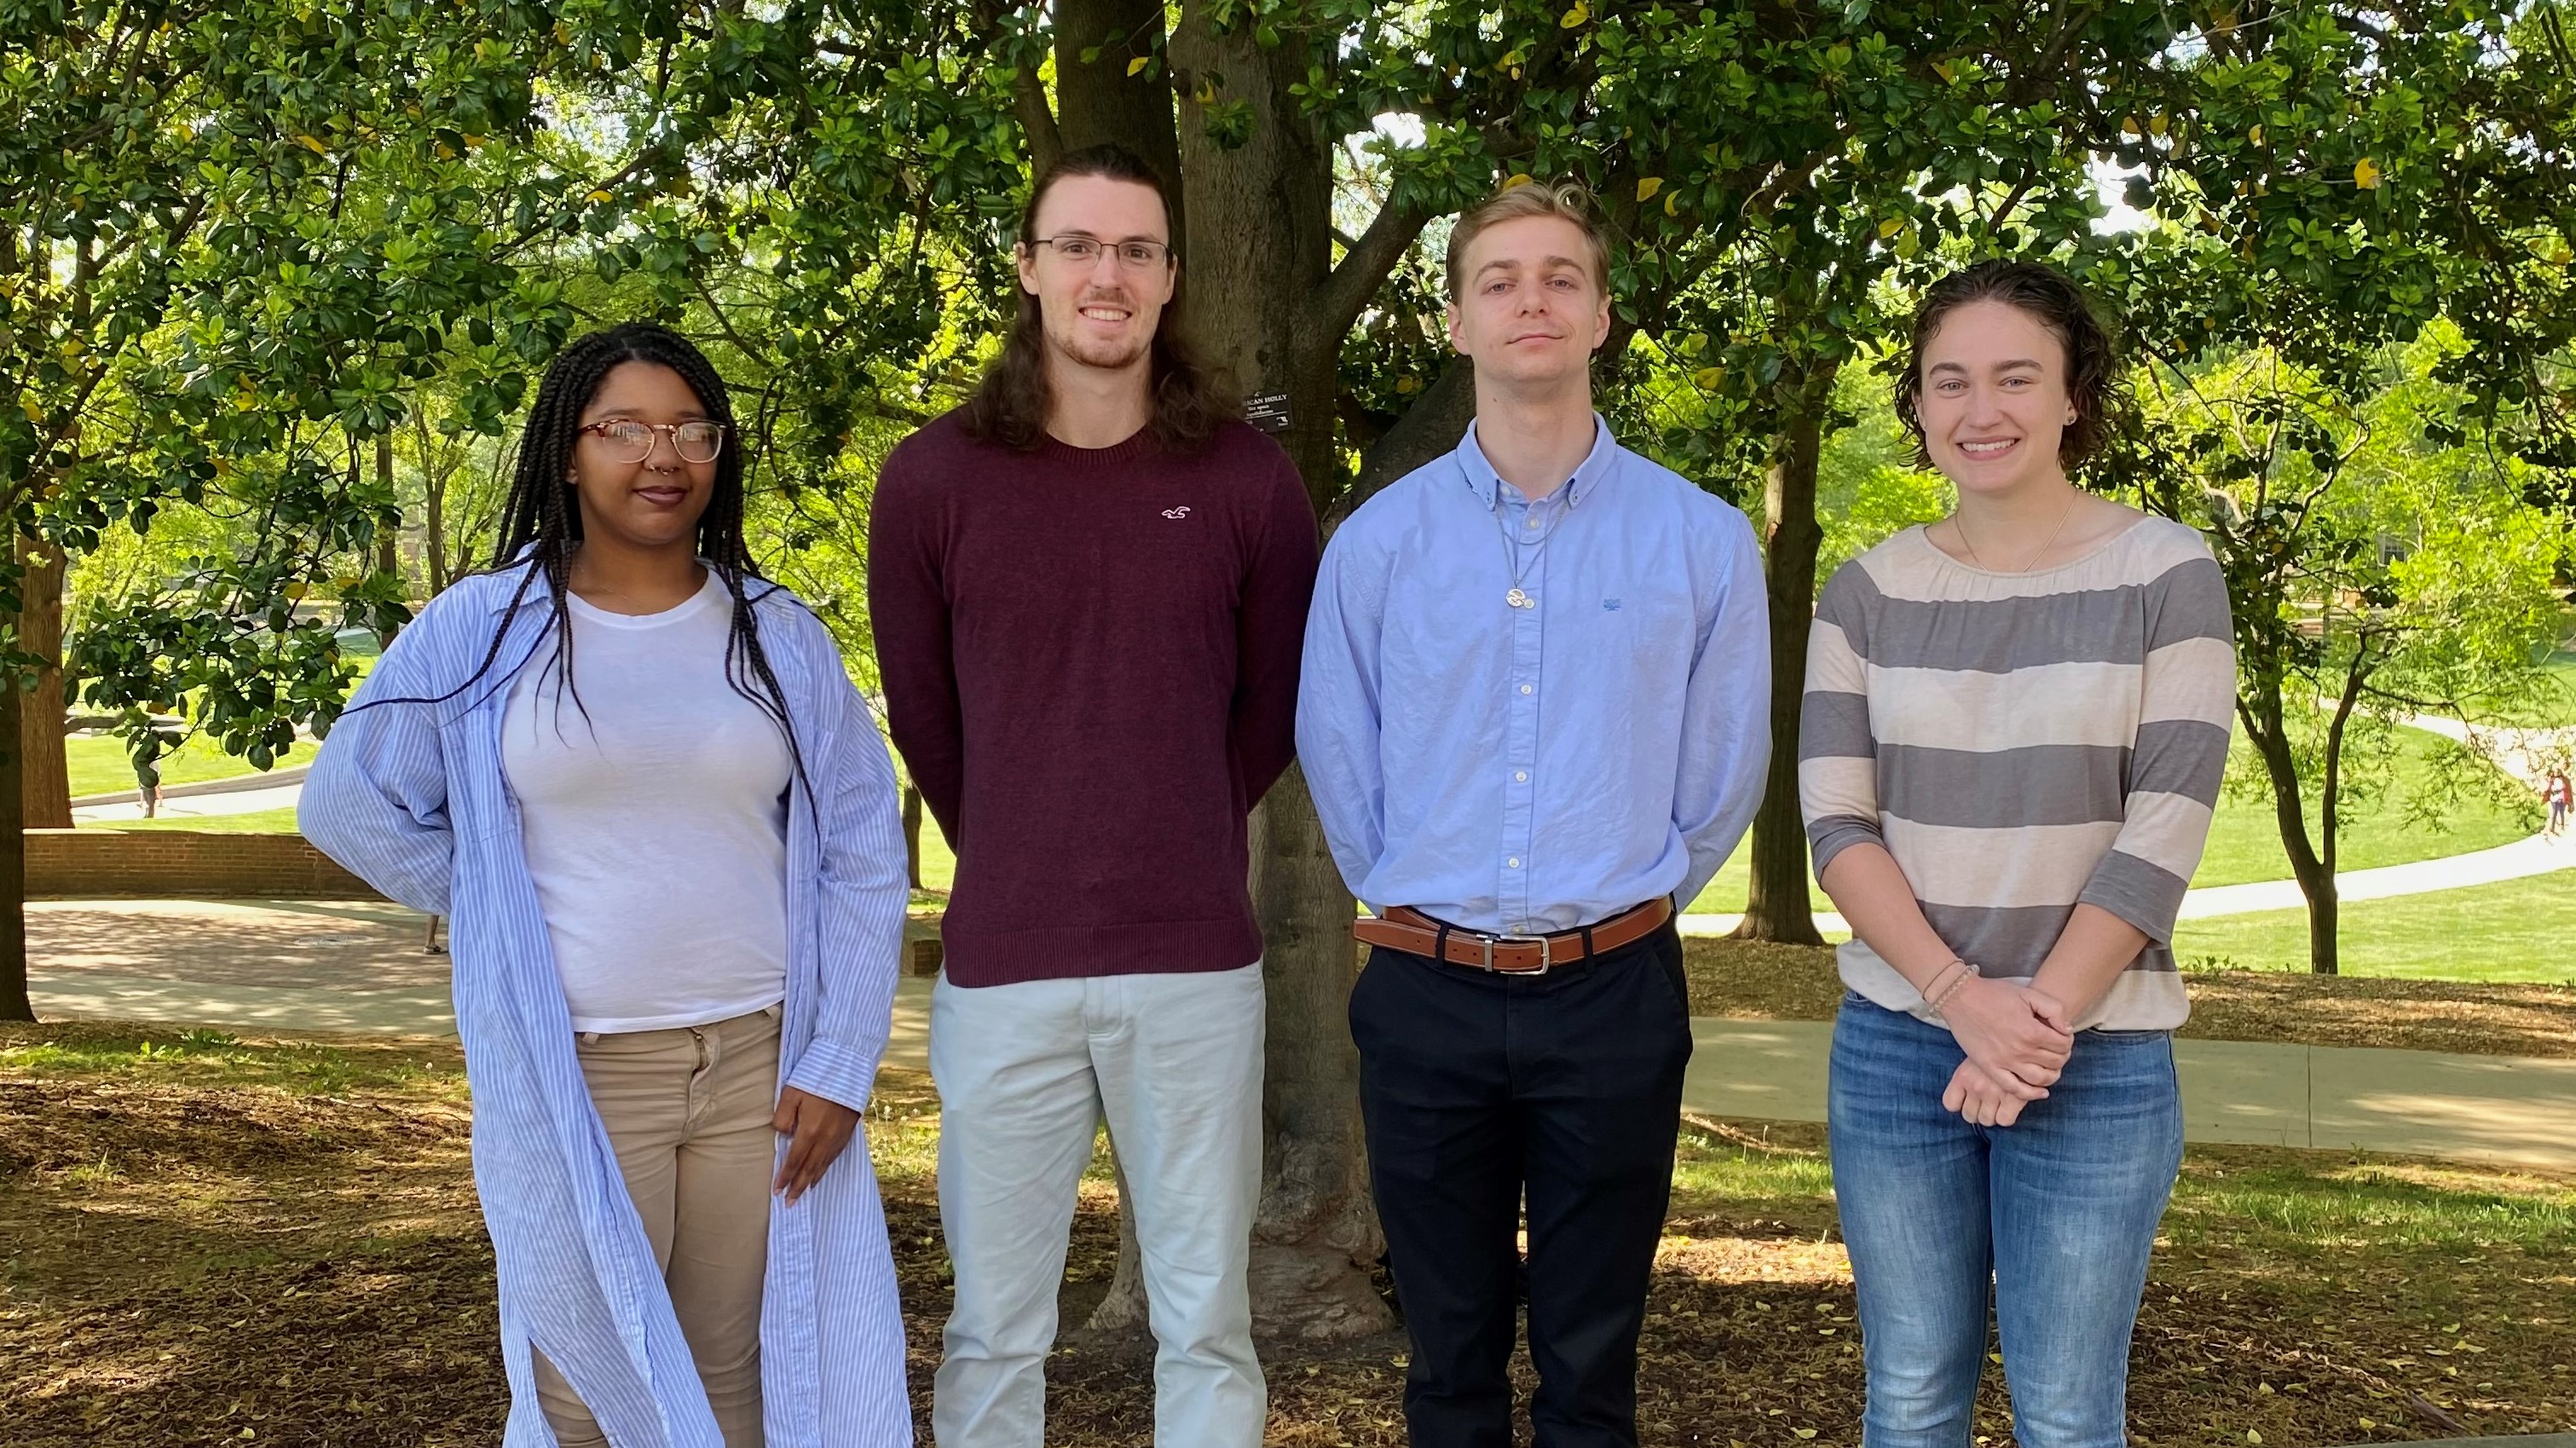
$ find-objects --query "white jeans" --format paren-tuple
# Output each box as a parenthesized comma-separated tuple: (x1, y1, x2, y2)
(929, 963, 1268, 1448)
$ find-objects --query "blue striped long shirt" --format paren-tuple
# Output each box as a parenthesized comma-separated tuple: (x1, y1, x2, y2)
(1298, 417, 1772, 933)
(299, 562, 912, 1447)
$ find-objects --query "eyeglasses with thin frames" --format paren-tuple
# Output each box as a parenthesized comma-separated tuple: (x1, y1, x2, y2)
(579, 419, 725, 464)
(1026, 234, 1174, 269)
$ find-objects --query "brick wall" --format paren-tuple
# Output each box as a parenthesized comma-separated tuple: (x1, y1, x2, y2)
(26, 829, 385, 900)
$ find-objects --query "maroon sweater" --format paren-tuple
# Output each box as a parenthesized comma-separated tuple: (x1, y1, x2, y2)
(868, 412, 1320, 986)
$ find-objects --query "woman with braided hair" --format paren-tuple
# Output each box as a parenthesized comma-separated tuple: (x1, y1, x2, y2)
(301, 322, 911, 1446)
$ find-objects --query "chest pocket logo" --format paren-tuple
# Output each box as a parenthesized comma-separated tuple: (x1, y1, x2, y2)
(1162, 505, 1193, 520)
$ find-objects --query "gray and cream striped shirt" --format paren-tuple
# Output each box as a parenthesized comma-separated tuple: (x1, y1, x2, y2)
(1799, 516, 2235, 1031)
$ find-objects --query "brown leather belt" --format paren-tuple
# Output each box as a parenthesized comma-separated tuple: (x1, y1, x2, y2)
(1352, 898, 1674, 975)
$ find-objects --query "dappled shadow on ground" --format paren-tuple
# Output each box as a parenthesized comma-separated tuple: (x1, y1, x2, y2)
(3, 1044, 2568, 1447)
(27, 900, 444, 989)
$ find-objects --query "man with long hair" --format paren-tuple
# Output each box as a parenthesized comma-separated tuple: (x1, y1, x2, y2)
(1299, 182, 1770, 1446)
(868, 144, 1319, 1447)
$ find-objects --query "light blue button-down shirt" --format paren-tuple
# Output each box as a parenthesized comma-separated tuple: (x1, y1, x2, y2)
(299, 562, 911, 1446)
(1298, 416, 1770, 933)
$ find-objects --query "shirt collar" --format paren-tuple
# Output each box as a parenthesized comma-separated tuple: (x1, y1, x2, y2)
(1455, 413, 1620, 511)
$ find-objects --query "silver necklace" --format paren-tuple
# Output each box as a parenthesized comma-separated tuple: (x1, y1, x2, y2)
(1955, 490, 2079, 574)
(1493, 490, 1574, 609)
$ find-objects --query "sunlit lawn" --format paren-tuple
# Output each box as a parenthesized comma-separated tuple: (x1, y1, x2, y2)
(2174, 872, 2576, 984)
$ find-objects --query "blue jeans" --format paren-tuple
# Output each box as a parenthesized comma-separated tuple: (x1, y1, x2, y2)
(1828, 997, 2183, 1448)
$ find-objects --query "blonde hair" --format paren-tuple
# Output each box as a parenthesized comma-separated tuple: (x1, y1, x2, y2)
(1445, 179, 1611, 302)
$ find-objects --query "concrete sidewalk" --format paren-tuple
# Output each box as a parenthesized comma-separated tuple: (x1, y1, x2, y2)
(25, 898, 2572, 1174)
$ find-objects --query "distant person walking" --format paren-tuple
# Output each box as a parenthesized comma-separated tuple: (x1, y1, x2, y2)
(2544, 770, 2569, 838)
(1803, 261, 2235, 1448)
(869, 143, 1316, 1448)
(302, 322, 911, 1447)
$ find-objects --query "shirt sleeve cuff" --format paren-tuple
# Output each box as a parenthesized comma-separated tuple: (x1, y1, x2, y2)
(1805, 815, 1885, 878)
(784, 1035, 883, 1113)
(2076, 851, 2192, 946)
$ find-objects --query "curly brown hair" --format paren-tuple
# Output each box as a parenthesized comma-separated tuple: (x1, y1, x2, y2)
(961, 144, 1230, 453)
(1893, 259, 2126, 469)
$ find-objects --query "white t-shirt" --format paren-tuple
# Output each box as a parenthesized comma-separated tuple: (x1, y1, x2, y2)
(501, 573, 794, 1034)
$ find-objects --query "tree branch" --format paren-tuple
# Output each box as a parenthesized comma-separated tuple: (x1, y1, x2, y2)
(1316, 198, 1430, 348)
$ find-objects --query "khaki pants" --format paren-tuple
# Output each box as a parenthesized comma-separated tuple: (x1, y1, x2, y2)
(536, 1007, 781, 1448)
(931, 964, 1268, 1448)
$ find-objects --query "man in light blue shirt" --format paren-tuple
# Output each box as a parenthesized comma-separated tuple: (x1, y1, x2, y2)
(1298, 180, 1769, 1448)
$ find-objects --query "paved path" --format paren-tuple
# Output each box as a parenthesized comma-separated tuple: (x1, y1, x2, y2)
(74, 777, 307, 823)
(25, 899, 2572, 1173)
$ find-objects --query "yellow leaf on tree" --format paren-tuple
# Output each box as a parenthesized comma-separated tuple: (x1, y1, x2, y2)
(2354, 157, 2383, 189)
(283, 583, 309, 602)
(1878, 216, 1905, 238)
(19, 395, 42, 424)
(1561, 1, 1590, 27)
(2120, 116, 2141, 137)
(1662, 193, 1678, 216)
(586, 188, 614, 204)
(2249, 124, 2265, 145)
(1931, 59, 1955, 84)
(1693, 366, 1725, 389)
(1503, 173, 1535, 190)
(2147, 113, 2169, 136)
(294, 131, 329, 155)
(1194, 78, 1217, 105)
(1636, 176, 1663, 203)
(1126, 55, 1151, 76)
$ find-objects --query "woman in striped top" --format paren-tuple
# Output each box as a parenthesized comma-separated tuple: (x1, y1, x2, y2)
(1801, 262, 2234, 1448)
(302, 325, 912, 1446)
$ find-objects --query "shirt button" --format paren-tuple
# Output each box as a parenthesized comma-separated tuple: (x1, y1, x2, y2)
(1515, 770, 1528, 782)
(1506, 857, 1522, 868)
(1519, 684, 1533, 695)
(1525, 516, 1539, 528)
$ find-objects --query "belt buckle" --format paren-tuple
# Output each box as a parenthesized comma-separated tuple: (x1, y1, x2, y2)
(1485, 931, 1553, 975)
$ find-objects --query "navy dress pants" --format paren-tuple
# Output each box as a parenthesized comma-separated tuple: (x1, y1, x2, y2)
(1349, 920, 1693, 1448)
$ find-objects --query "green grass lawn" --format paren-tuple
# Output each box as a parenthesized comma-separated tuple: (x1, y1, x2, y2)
(78, 806, 305, 834)
(65, 733, 318, 799)
(2192, 726, 2536, 886)
(2175, 871, 2576, 983)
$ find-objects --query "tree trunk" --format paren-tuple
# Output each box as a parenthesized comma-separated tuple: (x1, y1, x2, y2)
(1331, 357, 1475, 527)
(1172, 5, 1391, 1340)
(1735, 372, 1833, 944)
(375, 433, 405, 641)
(2242, 689, 2336, 977)
(0, 659, 28, 1022)
(16, 543, 69, 830)
(902, 783, 924, 891)
(422, 412, 450, 595)
(1054, 0, 1184, 252)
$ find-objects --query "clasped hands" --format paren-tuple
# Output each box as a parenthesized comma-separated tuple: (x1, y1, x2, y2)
(1939, 977, 2073, 1128)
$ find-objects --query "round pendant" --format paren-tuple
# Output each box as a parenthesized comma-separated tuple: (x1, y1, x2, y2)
(1506, 587, 1534, 609)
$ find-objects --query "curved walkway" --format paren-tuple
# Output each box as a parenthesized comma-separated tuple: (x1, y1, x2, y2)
(21, 898, 2573, 1172)
(1685, 712, 2576, 936)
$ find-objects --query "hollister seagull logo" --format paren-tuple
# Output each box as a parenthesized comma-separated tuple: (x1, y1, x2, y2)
(1162, 505, 1193, 519)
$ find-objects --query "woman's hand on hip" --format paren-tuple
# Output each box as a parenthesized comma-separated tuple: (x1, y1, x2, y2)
(772, 1087, 861, 1204)
(1942, 1058, 2036, 1128)
(1941, 977, 2072, 1095)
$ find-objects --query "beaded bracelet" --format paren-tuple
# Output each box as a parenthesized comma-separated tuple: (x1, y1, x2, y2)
(1926, 959, 1981, 1012)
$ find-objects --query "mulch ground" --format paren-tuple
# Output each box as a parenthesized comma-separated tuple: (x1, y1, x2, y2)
(1682, 938, 2576, 1059)
(4, 1026, 2570, 1447)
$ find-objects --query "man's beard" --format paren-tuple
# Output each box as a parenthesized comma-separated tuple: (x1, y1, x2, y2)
(1047, 320, 1154, 373)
